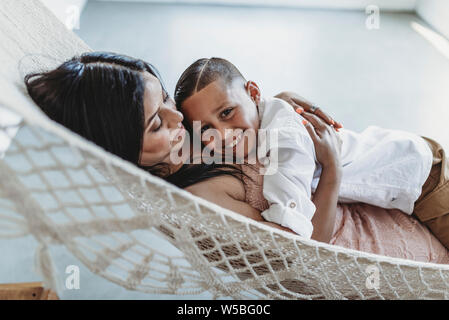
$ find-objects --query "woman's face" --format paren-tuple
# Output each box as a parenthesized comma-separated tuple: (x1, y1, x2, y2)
(139, 72, 186, 171)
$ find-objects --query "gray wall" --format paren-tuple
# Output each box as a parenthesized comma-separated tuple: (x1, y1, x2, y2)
(77, 1, 449, 150)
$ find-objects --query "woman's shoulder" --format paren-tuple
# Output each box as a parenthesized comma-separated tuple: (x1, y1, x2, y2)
(184, 171, 264, 222)
(185, 174, 246, 202)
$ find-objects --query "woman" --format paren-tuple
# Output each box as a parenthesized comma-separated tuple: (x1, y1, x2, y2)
(25, 52, 449, 264)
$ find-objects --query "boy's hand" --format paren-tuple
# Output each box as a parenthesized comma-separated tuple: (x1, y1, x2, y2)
(302, 112, 342, 170)
(275, 91, 343, 131)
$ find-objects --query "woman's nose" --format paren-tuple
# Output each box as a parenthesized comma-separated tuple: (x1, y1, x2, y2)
(166, 96, 178, 112)
(162, 107, 184, 127)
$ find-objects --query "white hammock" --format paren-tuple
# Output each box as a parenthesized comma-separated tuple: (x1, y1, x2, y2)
(1, 0, 449, 300)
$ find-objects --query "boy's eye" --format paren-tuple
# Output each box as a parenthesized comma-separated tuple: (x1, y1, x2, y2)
(200, 125, 210, 135)
(220, 108, 233, 118)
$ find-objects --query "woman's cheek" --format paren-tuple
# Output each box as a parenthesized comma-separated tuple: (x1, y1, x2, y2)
(157, 131, 172, 153)
(143, 132, 168, 154)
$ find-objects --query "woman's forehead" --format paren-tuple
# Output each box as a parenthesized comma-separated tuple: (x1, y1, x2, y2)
(143, 72, 163, 117)
(142, 71, 161, 90)
(143, 72, 162, 104)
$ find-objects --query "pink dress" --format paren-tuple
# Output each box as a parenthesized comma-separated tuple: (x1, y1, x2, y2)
(241, 164, 449, 264)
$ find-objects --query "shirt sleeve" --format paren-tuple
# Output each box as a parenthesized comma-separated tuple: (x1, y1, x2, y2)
(258, 126, 317, 239)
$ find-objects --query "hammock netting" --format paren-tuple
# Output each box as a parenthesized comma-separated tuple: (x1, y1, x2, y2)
(1, 0, 449, 300)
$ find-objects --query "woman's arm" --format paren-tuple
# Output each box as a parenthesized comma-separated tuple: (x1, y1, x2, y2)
(302, 112, 343, 243)
(186, 176, 296, 234)
(275, 91, 343, 130)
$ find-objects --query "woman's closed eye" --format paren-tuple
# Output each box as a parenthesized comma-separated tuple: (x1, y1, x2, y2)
(151, 116, 163, 132)
(149, 91, 169, 133)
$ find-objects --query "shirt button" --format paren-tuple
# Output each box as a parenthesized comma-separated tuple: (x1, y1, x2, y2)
(289, 201, 297, 209)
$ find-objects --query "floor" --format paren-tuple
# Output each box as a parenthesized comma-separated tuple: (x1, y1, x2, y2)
(2, 1, 449, 300)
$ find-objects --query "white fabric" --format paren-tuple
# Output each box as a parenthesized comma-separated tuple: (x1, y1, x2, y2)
(257, 98, 317, 238)
(318, 125, 433, 213)
(257, 97, 433, 238)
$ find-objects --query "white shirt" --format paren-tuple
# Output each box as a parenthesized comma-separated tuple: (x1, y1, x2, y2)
(257, 97, 433, 239)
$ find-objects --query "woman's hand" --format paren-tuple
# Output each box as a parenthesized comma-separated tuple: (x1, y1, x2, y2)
(302, 111, 342, 170)
(275, 91, 343, 131)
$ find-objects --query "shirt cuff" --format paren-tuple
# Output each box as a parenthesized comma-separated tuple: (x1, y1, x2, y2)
(261, 203, 314, 239)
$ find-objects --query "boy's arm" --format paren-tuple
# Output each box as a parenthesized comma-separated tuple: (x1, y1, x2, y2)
(259, 129, 318, 239)
(259, 99, 341, 242)
(258, 99, 317, 238)
(260, 133, 341, 243)
(310, 164, 342, 243)
(301, 112, 342, 243)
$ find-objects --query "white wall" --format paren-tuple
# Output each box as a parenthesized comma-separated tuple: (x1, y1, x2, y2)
(40, 0, 87, 29)
(0, 0, 88, 155)
(416, 0, 449, 39)
(97, 0, 417, 11)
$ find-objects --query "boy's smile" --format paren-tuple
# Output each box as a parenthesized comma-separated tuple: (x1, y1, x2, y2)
(180, 79, 260, 159)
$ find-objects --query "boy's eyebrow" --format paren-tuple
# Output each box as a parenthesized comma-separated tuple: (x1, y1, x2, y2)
(213, 101, 229, 114)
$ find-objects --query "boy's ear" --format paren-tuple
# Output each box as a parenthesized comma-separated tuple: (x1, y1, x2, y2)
(245, 81, 261, 105)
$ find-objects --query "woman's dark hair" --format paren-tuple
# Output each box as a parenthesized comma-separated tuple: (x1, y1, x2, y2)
(25, 52, 165, 165)
(25, 52, 248, 188)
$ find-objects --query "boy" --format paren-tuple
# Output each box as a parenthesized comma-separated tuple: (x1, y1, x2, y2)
(175, 57, 444, 245)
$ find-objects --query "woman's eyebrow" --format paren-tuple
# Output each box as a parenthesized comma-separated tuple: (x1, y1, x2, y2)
(145, 106, 161, 130)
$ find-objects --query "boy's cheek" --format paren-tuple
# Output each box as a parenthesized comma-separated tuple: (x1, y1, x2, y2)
(234, 134, 257, 159)
(184, 117, 194, 128)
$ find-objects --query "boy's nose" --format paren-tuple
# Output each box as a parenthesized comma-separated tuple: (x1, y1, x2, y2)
(215, 127, 229, 143)
(218, 126, 240, 148)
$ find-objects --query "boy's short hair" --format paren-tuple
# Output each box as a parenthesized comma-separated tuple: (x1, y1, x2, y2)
(174, 57, 246, 111)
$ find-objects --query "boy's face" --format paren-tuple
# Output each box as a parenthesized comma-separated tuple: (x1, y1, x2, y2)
(180, 79, 260, 159)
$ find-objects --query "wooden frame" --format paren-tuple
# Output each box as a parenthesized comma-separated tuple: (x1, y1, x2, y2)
(0, 282, 59, 300)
